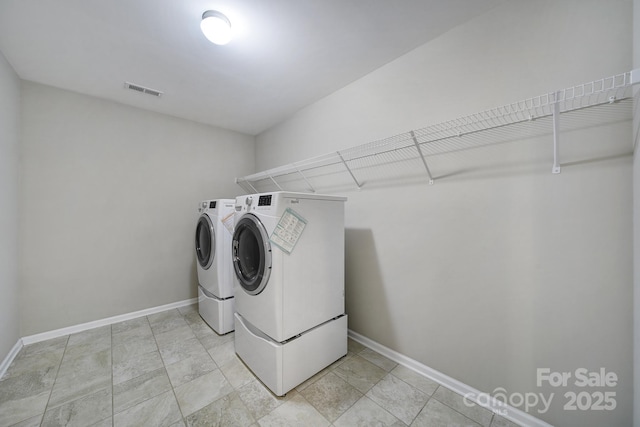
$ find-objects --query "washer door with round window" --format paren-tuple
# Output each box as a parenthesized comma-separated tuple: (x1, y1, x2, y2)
(195, 214, 215, 270)
(232, 214, 271, 295)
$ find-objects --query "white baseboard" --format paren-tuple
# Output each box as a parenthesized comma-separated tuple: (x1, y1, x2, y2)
(21, 298, 198, 345)
(0, 338, 23, 379)
(347, 330, 553, 427)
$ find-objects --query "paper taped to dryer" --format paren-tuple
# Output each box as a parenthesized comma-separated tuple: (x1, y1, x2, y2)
(270, 208, 307, 254)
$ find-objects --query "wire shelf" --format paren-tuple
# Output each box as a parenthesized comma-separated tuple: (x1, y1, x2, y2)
(236, 70, 639, 194)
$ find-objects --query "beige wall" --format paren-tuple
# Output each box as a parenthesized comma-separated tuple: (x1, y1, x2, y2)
(256, 1, 633, 426)
(19, 82, 255, 335)
(0, 51, 20, 360)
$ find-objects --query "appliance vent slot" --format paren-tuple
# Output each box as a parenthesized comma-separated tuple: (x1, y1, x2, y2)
(124, 82, 163, 97)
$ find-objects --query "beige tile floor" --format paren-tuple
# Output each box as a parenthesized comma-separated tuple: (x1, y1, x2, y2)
(0, 305, 523, 426)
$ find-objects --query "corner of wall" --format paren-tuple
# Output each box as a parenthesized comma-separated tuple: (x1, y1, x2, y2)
(0, 49, 21, 367)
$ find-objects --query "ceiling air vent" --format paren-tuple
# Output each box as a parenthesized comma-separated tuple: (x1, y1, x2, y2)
(124, 81, 163, 98)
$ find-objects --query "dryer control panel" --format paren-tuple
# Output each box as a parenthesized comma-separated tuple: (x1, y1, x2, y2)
(236, 193, 277, 213)
(258, 195, 272, 206)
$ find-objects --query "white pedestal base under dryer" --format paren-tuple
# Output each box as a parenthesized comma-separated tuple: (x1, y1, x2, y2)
(195, 199, 235, 334)
(234, 313, 347, 396)
(198, 286, 235, 335)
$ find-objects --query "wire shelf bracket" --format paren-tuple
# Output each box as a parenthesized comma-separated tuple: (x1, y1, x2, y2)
(337, 151, 362, 189)
(268, 175, 283, 191)
(411, 130, 435, 184)
(552, 92, 562, 174)
(236, 69, 640, 194)
(294, 164, 316, 193)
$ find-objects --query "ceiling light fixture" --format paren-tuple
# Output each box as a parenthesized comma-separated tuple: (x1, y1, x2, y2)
(200, 10, 232, 45)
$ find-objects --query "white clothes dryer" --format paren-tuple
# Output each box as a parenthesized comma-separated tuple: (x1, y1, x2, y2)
(232, 191, 346, 341)
(232, 191, 347, 395)
(195, 199, 235, 334)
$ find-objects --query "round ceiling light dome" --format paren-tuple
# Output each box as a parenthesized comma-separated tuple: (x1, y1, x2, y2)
(200, 10, 232, 45)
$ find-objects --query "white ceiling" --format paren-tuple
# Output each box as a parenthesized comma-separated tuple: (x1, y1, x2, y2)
(0, 0, 503, 135)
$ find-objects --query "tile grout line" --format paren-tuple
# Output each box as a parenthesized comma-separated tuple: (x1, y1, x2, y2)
(324, 348, 373, 424)
(337, 346, 433, 426)
(314, 368, 364, 426)
(382, 362, 447, 426)
(331, 347, 405, 426)
(400, 379, 430, 426)
(111, 313, 192, 423)
(148, 312, 188, 425)
(184, 306, 274, 426)
(325, 352, 370, 425)
(417, 395, 435, 426)
(363, 364, 411, 426)
(110, 323, 169, 420)
(178, 308, 258, 424)
(301, 391, 334, 426)
(38, 334, 70, 426)
(429, 389, 493, 427)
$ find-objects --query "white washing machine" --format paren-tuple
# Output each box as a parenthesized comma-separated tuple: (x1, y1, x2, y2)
(232, 191, 347, 395)
(195, 199, 236, 334)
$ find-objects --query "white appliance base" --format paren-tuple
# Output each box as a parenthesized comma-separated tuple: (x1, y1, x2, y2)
(234, 312, 347, 396)
(198, 286, 234, 334)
